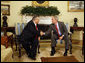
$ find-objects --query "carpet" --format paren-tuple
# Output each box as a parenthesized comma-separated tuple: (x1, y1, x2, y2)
(12, 43, 84, 62)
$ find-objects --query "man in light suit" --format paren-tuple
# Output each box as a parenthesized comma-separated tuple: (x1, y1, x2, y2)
(41, 16, 72, 56)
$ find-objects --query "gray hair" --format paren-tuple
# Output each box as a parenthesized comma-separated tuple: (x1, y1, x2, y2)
(53, 15, 59, 21)
(32, 15, 39, 21)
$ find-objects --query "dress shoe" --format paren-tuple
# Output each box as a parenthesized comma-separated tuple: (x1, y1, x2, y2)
(38, 51, 40, 54)
(30, 56, 36, 60)
(54, 50, 56, 54)
(63, 49, 69, 56)
(28, 54, 31, 57)
(28, 55, 36, 60)
(63, 53, 67, 56)
(69, 52, 72, 54)
(69, 50, 72, 54)
(50, 51, 55, 56)
(31, 57, 36, 60)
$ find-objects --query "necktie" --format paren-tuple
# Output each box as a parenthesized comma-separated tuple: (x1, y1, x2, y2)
(36, 25, 38, 30)
(55, 25, 60, 37)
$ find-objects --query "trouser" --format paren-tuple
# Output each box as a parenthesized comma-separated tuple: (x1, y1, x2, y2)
(22, 39, 38, 57)
(30, 39, 38, 57)
(22, 41, 31, 55)
(51, 34, 72, 53)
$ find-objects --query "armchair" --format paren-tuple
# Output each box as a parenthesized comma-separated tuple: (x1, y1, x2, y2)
(15, 23, 24, 57)
(15, 22, 40, 57)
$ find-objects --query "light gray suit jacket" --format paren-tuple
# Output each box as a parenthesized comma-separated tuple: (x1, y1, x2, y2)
(45, 21, 70, 48)
(45, 21, 68, 37)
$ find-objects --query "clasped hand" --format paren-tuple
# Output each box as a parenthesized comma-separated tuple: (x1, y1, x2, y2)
(40, 31, 44, 36)
(59, 36, 64, 40)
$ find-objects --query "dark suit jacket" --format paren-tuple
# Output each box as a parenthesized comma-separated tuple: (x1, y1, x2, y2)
(20, 20, 40, 43)
(45, 21, 68, 38)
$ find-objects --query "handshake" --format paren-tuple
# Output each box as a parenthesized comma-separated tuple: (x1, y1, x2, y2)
(40, 31, 45, 36)
(38, 31, 45, 41)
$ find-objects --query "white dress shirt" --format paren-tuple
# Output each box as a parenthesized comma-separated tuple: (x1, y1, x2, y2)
(55, 22, 64, 37)
(33, 21, 38, 30)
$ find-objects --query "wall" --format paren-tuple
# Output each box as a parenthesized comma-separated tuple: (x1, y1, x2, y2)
(1, 1, 84, 27)
(1, 1, 84, 40)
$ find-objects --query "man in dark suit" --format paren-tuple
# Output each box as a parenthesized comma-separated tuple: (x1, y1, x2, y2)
(40, 16, 72, 56)
(20, 16, 40, 60)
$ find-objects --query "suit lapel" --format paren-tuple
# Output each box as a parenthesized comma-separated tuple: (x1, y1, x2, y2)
(53, 21, 62, 34)
(52, 24, 56, 31)
(31, 21, 36, 30)
(31, 21, 38, 31)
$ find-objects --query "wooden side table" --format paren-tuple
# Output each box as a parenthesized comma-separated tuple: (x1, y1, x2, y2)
(1, 27, 15, 49)
(1, 34, 14, 49)
(1, 36, 8, 48)
(70, 27, 84, 55)
(1, 27, 15, 35)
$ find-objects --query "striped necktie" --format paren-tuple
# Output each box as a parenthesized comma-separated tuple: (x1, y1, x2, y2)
(55, 25, 60, 37)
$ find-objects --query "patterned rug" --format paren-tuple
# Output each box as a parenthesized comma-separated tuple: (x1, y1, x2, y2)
(13, 43, 84, 62)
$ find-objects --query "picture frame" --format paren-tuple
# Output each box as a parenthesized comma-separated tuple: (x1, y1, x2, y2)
(32, 1, 49, 7)
(1, 4, 10, 16)
(68, 1, 84, 12)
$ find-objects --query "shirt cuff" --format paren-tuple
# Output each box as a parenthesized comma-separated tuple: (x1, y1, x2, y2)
(43, 33, 45, 35)
(62, 35, 64, 37)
